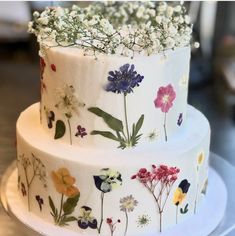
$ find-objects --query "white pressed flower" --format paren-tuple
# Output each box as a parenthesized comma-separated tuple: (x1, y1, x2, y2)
(54, 7, 64, 17)
(179, 15, 184, 24)
(70, 10, 77, 18)
(166, 6, 174, 17)
(148, 9, 156, 17)
(55, 84, 85, 117)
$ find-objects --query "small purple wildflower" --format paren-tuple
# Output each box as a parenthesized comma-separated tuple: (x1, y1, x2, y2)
(106, 64, 144, 94)
(21, 183, 27, 197)
(75, 125, 87, 138)
(177, 113, 183, 126)
(35, 195, 44, 211)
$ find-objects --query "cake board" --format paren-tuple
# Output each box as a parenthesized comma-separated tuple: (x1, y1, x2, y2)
(0, 159, 227, 236)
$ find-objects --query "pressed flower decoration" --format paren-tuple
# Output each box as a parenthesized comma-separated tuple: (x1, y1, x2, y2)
(75, 125, 87, 138)
(106, 218, 121, 236)
(49, 168, 80, 226)
(44, 107, 55, 129)
(201, 178, 208, 195)
(132, 164, 180, 232)
(18, 153, 47, 211)
(51, 64, 56, 72)
(194, 151, 205, 213)
(89, 64, 144, 149)
(93, 168, 122, 233)
(55, 84, 85, 145)
(173, 179, 191, 224)
(77, 206, 98, 230)
(120, 195, 138, 236)
(137, 214, 151, 228)
(28, 2, 192, 57)
(154, 84, 176, 141)
(177, 113, 183, 126)
(35, 195, 44, 211)
(146, 129, 159, 142)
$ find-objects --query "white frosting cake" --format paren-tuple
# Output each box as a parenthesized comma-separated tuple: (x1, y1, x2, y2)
(16, 2, 210, 236)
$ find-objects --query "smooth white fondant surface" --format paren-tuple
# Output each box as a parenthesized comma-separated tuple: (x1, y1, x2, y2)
(41, 46, 190, 147)
(16, 103, 210, 236)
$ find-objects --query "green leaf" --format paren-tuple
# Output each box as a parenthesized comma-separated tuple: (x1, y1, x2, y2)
(64, 216, 77, 222)
(63, 194, 80, 215)
(88, 107, 123, 132)
(135, 114, 144, 136)
(49, 196, 56, 215)
(180, 203, 189, 214)
(91, 130, 119, 141)
(54, 120, 66, 139)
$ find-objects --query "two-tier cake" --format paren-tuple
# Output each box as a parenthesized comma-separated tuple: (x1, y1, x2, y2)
(16, 2, 210, 236)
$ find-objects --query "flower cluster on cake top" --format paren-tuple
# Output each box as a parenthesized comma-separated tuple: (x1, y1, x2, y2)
(28, 1, 192, 57)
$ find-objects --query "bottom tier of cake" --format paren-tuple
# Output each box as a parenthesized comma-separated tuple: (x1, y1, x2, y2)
(16, 103, 210, 236)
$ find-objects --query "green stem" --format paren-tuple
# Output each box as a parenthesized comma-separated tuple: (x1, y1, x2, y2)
(163, 112, 167, 142)
(124, 210, 128, 236)
(176, 205, 178, 224)
(123, 93, 130, 146)
(67, 118, 72, 145)
(98, 192, 105, 234)
(58, 194, 64, 224)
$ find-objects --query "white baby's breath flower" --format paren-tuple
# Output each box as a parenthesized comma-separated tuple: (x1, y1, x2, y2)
(184, 15, 191, 24)
(165, 37, 175, 48)
(33, 11, 40, 18)
(38, 17, 49, 25)
(136, 5, 145, 18)
(155, 16, 162, 24)
(166, 6, 174, 17)
(174, 5, 182, 13)
(158, 2, 167, 12)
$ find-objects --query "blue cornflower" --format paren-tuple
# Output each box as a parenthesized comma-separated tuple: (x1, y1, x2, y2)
(106, 64, 144, 94)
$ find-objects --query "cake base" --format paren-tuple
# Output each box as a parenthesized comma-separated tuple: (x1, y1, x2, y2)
(1, 163, 226, 236)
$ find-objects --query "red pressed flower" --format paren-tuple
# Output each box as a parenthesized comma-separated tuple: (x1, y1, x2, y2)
(131, 175, 137, 179)
(107, 218, 112, 224)
(51, 64, 56, 72)
(154, 84, 176, 113)
(40, 57, 46, 80)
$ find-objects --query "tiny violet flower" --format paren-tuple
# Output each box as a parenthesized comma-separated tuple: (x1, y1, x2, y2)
(35, 195, 44, 211)
(177, 113, 183, 126)
(75, 125, 87, 138)
(106, 217, 121, 235)
(21, 182, 27, 196)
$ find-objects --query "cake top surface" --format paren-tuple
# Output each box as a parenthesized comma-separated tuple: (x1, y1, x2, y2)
(28, 1, 192, 57)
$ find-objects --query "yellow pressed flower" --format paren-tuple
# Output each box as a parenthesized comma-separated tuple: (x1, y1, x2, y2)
(173, 188, 186, 206)
(51, 168, 79, 197)
(197, 152, 205, 165)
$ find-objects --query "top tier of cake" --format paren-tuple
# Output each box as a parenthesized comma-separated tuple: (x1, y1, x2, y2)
(40, 46, 190, 148)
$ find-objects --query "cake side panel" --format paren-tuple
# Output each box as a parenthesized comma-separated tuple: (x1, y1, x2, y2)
(16, 103, 210, 236)
(40, 47, 190, 148)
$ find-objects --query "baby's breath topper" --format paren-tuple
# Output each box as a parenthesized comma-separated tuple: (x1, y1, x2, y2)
(28, 1, 192, 57)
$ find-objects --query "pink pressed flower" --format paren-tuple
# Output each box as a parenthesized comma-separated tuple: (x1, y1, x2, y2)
(154, 84, 176, 113)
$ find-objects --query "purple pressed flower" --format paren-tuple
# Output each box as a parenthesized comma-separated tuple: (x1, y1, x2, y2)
(106, 64, 144, 94)
(177, 113, 183, 126)
(21, 183, 27, 196)
(35, 195, 44, 211)
(75, 125, 87, 138)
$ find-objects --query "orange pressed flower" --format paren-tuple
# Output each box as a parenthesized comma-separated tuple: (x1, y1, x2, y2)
(173, 188, 186, 206)
(51, 168, 79, 197)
